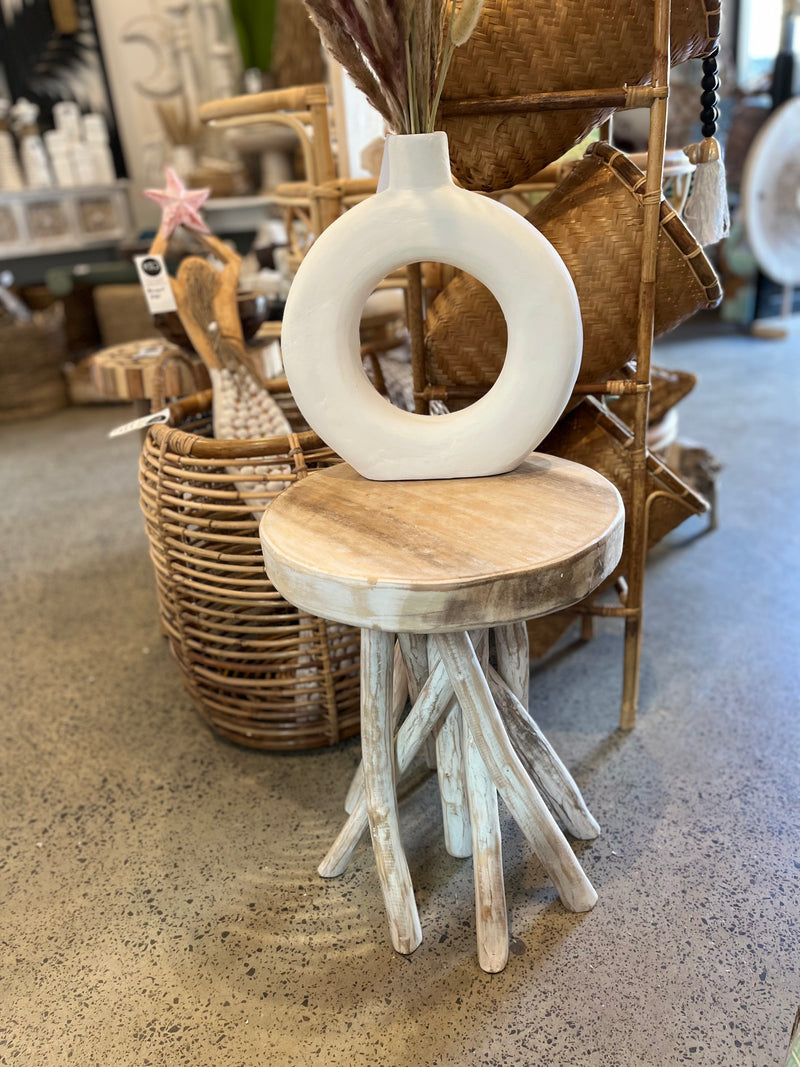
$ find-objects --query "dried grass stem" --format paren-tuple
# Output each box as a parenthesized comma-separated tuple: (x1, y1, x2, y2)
(303, 0, 483, 134)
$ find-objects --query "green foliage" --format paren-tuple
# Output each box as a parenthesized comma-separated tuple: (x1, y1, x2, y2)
(229, 0, 278, 72)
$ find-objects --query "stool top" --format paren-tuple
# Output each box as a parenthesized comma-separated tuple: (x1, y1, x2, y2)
(88, 339, 209, 401)
(261, 454, 624, 633)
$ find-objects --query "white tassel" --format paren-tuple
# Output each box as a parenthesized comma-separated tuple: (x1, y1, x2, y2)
(683, 137, 730, 246)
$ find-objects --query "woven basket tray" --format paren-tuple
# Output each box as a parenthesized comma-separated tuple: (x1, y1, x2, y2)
(424, 143, 722, 402)
(139, 387, 361, 750)
(441, 0, 720, 191)
(0, 304, 68, 421)
(526, 396, 708, 656)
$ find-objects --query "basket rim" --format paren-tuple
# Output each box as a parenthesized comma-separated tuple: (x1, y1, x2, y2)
(567, 397, 709, 515)
(149, 390, 327, 460)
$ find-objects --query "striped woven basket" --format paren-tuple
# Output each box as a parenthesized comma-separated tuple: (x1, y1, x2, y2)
(138, 387, 362, 750)
(0, 304, 68, 421)
(441, 0, 720, 191)
(423, 143, 722, 404)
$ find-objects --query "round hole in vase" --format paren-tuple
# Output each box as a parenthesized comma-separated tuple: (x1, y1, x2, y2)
(360, 265, 505, 414)
(281, 132, 582, 481)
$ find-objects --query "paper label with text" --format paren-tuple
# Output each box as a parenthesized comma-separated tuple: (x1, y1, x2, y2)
(134, 254, 177, 314)
(108, 407, 171, 438)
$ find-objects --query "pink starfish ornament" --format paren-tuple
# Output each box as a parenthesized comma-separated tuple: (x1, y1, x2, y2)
(143, 167, 211, 238)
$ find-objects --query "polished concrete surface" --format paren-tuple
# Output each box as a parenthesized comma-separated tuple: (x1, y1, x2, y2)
(2, 322, 798, 1066)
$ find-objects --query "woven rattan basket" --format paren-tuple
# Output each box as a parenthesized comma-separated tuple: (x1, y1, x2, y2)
(93, 284, 154, 346)
(526, 396, 708, 656)
(424, 143, 722, 403)
(139, 387, 361, 750)
(441, 0, 720, 190)
(0, 304, 68, 421)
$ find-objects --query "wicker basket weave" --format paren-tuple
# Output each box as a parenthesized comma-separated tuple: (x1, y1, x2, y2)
(441, 0, 720, 191)
(0, 304, 68, 421)
(526, 396, 708, 656)
(138, 387, 361, 750)
(424, 143, 722, 403)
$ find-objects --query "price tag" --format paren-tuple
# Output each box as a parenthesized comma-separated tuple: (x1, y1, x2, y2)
(134, 254, 177, 314)
(108, 407, 170, 438)
(133, 343, 166, 360)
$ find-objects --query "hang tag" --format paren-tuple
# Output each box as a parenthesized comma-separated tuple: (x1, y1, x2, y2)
(132, 343, 166, 360)
(108, 407, 170, 438)
(134, 254, 177, 314)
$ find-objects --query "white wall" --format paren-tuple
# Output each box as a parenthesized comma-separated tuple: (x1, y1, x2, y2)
(93, 0, 240, 231)
(328, 61, 386, 179)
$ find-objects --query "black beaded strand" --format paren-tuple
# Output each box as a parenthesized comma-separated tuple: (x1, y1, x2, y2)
(682, 43, 729, 243)
(699, 46, 720, 140)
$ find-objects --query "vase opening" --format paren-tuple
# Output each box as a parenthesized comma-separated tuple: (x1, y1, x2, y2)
(380, 132, 453, 192)
(360, 263, 507, 416)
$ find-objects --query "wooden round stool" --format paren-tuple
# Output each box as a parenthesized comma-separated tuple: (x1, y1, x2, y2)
(260, 454, 624, 971)
(88, 338, 210, 421)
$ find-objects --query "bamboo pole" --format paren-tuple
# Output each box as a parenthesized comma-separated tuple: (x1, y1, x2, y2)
(440, 85, 666, 118)
(619, 0, 671, 731)
(198, 85, 328, 123)
(407, 263, 428, 414)
(307, 86, 339, 232)
(416, 378, 649, 404)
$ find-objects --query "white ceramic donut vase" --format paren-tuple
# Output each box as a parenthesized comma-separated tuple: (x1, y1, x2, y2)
(280, 132, 582, 481)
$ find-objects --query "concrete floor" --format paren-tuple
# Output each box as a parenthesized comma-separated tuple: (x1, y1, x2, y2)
(1, 322, 798, 1067)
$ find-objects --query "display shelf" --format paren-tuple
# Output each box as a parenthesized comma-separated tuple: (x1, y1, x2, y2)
(0, 180, 132, 259)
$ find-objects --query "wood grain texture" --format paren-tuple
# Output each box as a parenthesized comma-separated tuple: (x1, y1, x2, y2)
(344, 640, 407, 814)
(464, 717, 508, 972)
(429, 638, 472, 859)
(465, 629, 508, 972)
(260, 455, 624, 633)
(360, 630, 421, 955)
(88, 340, 207, 402)
(398, 633, 429, 701)
(487, 665, 600, 840)
(435, 705, 472, 858)
(494, 621, 530, 712)
(318, 649, 457, 879)
(435, 631, 597, 913)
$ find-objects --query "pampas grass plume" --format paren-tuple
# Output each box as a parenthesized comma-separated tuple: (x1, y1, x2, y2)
(301, 0, 485, 134)
(451, 0, 484, 46)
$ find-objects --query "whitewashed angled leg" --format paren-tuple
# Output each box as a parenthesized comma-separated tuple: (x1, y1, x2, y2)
(434, 703, 472, 858)
(491, 622, 598, 839)
(435, 631, 597, 914)
(464, 633, 508, 971)
(494, 621, 530, 712)
(427, 638, 471, 858)
(464, 718, 508, 972)
(399, 633, 437, 769)
(360, 628, 422, 955)
(344, 640, 408, 814)
(319, 648, 456, 878)
(487, 665, 600, 841)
